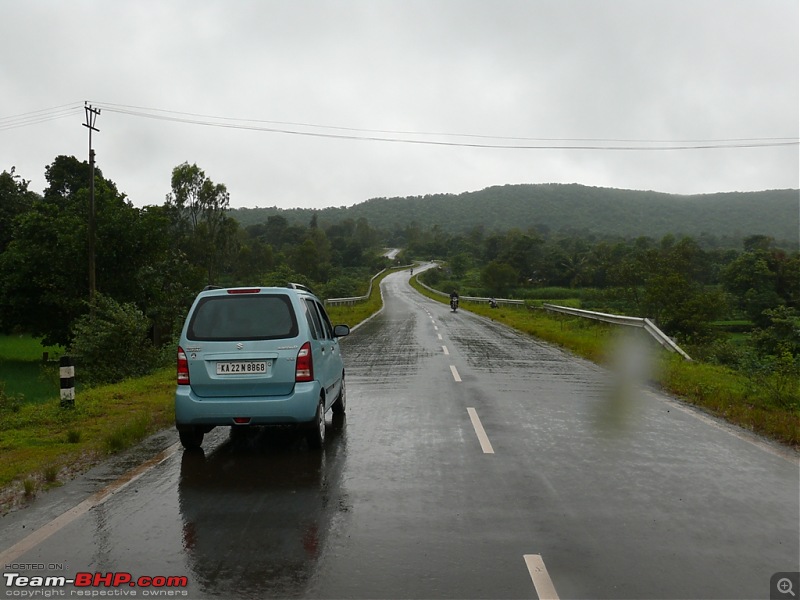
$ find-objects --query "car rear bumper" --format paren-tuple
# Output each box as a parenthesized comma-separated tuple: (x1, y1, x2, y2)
(175, 381, 321, 426)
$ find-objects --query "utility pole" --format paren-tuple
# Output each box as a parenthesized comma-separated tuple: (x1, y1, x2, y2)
(83, 103, 100, 301)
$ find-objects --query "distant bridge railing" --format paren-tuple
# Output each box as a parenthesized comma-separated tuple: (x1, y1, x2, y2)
(542, 304, 692, 361)
(325, 265, 413, 306)
(324, 269, 387, 306)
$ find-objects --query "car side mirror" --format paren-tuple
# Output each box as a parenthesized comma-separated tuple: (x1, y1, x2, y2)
(333, 324, 350, 338)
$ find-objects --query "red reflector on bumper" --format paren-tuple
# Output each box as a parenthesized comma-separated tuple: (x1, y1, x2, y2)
(233, 417, 251, 424)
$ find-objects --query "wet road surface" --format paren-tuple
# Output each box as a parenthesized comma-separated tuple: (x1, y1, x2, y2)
(1, 269, 798, 599)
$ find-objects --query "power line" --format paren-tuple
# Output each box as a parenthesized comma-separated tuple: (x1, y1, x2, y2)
(91, 101, 798, 145)
(0, 103, 83, 131)
(2, 101, 798, 150)
(89, 101, 800, 151)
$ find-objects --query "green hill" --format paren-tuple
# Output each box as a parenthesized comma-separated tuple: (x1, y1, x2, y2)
(231, 184, 799, 243)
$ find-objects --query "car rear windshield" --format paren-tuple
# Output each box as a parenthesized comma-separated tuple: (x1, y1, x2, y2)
(187, 294, 299, 341)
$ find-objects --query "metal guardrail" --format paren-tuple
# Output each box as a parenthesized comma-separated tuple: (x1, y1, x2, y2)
(542, 303, 692, 361)
(325, 265, 414, 306)
(324, 269, 386, 306)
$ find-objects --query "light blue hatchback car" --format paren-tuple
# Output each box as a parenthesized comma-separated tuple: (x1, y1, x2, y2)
(175, 284, 349, 449)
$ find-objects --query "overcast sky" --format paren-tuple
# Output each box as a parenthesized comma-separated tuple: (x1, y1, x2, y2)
(2, 0, 798, 210)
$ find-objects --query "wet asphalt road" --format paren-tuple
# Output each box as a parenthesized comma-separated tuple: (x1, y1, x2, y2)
(1, 269, 798, 599)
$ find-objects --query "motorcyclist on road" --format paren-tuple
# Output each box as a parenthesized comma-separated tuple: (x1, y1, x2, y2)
(449, 289, 459, 310)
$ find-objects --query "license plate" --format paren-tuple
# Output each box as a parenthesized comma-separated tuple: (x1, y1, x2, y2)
(216, 361, 269, 375)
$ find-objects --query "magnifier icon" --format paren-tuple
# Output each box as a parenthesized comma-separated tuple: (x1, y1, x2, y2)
(778, 578, 796, 597)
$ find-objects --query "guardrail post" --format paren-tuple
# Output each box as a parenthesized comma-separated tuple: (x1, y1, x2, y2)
(60, 356, 75, 408)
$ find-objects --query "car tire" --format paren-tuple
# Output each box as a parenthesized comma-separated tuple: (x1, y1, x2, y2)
(331, 376, 346, 415)
(179, 427, 204, 449)
(306, 397, 326, 449)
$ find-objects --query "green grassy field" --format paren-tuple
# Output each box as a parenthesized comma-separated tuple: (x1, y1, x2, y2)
(0, 335, 62, 361)
(0, 335, 66, 405)
(0, 361, 59, 404)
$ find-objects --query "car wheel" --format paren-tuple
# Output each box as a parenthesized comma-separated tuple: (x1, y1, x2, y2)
(331, 376, 346, 415)
(306, 397, 326, 449)
(179, 427, 204, 449)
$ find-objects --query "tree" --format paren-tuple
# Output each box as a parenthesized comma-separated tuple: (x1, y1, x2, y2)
(752, 306, 800, 358)
(494, 229, 544, 282)
(0, 167, 38, 250)
(722, 250, 782, 326)
(0, 202, 86, 344)
(232, 237, 274, 283)
(449, 252, 471, 279)
(481, 261, 518, 297)
(165, 162, 238, 283)
(43, 155, 93, 204)
(0, 156, 173, 345)
(643, 238, 725, 342)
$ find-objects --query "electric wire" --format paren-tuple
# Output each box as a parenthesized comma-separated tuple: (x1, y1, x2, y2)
(0, 102, 84, 132)
(89, 101, 800, 151)
(2, 101, 798, 151)
(91, 101, 798, 145)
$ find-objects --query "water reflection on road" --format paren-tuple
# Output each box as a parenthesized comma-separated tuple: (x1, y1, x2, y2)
(178, 419, 349, 598)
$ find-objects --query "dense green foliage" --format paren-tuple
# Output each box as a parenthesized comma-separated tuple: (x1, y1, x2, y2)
(69, 294, 160, 385)
(231, 184, 799, 247)
(0, 158, 389, 383)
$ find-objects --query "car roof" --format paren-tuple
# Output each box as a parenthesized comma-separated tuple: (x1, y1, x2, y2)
(197, 284, 319, 300)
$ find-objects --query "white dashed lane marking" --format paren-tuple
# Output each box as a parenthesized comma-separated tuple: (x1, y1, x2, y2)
(466, 407, 494, 454)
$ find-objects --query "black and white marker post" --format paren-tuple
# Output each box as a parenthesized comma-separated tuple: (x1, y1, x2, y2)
(60, 356, 75, 408)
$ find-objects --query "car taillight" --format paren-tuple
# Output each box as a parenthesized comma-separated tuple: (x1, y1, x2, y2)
(177, 347, 190, 385)
(295, 342, 313, 382)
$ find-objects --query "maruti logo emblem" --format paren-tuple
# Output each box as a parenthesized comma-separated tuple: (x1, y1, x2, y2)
(236, 343, 244, 350)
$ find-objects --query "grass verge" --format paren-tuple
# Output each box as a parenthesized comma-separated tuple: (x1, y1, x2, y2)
(325, 266, 407, 327)
(411, 276, 799, 448)
(0, 368, 175, 512)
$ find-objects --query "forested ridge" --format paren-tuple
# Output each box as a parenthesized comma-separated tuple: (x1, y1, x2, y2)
(232, 184, 799, 244)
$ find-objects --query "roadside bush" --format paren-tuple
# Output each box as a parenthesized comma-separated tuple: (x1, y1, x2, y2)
(741, 347, 800, 410)
(69, 294, 160, 385)
(320, 272, 369, 300)
(688, 338, 746, 368)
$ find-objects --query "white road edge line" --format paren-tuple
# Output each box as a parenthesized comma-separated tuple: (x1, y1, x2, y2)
(0, 442, 181, 565)
(524, 554, 559, 600)
(467, 407, 494, 454)
(442, 345, 449, 355)
(450, 365, 461, 382)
